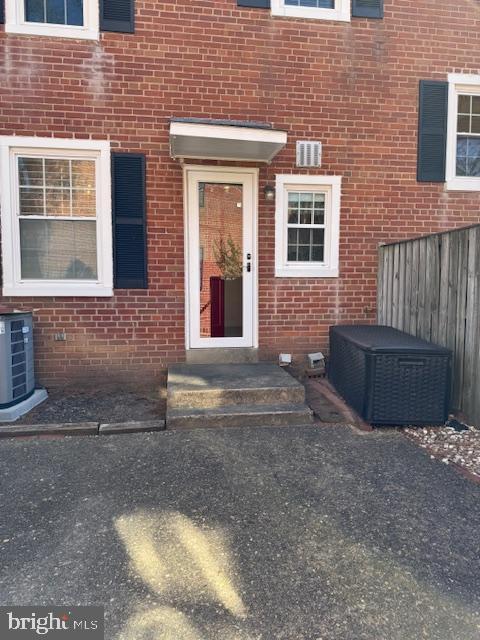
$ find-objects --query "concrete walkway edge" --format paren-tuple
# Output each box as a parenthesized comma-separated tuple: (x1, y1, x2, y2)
(0, 419, 166, 439)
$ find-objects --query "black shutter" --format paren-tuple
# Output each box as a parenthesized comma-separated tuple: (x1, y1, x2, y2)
(352, 0, 383, 18)
(417, 80, 449, 182)
(0, 1, 4, 24)
(237, 0, 270, 8)
(112, 153, 148, 289)
(100, 0, 134, 33)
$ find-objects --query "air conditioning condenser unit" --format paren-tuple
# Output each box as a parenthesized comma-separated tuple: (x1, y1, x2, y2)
(0, 311, 47, 422)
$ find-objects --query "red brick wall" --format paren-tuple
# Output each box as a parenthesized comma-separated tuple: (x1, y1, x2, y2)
(0, 0, 479, 384)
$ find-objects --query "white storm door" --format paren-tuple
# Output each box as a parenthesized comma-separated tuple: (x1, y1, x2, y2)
(185, 167, 257, 349)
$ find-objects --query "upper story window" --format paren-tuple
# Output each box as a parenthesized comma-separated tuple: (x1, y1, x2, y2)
(456, 95, 480, 178)
(5, 0, 99, 39)
(25, 0, 84, 26)
(271, 0, 350, 22)
(446, 74, 480, 191)
(285, 0, 334, 7)
(275, 175, 341, 278)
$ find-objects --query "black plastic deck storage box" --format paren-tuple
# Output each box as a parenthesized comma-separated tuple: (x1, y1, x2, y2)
(329, 325, 452, 426)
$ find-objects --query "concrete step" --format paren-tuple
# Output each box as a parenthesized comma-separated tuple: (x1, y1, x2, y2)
(167, 403, 313, 430)
(186, 348, 259, 364)
(168, 363, 305, 409)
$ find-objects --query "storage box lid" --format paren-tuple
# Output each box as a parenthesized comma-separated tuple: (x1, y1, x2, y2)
(330, 325, 452, 355)
(0, 308, 33, 322)
(0, 306, 31, 315)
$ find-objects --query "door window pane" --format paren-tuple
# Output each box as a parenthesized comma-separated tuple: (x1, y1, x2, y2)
(198, 183, 243, 339)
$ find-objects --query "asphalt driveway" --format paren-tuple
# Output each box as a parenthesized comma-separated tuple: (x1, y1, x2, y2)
(1, 425, 479, 640)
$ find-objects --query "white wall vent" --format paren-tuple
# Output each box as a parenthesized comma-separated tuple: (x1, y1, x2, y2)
(296, 141, 322, 168)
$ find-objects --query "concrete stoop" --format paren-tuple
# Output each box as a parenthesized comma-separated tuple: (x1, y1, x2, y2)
(166, 363, 314, 430)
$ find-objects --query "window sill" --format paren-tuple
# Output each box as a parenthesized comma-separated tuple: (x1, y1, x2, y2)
(275, 266, 339, 278)
(3, 284, 113, 297)
(446, 178, 480, 192)
(271, 3, 350, 22)
(5, 23, 99, 40)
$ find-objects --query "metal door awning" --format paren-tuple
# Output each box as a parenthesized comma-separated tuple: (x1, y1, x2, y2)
(170, 118, 287, 163)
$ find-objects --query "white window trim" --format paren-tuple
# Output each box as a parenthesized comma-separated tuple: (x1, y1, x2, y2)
(275, 174, 341, 278)
(446, 73, 480, 192)
(271, 0, 350, 22)
(0, 136, 113, 297)
(5, 0, 99, 40)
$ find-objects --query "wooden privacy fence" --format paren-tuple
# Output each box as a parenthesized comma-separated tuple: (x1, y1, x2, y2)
(377, 224, 480, 426)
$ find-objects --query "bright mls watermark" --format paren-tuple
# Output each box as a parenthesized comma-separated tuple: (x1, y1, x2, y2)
(0, 607, 104, 639)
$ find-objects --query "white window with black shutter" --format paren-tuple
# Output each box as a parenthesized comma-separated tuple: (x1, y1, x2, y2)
(0, 137, 113, 297)
(271, 0, 351, 22)
(446, 74, 480, 191)
(111, 153, 148, 289)
(3, 0, 134, 38)
(238, 0, 383, 20)
(418, 74, 480, 191)
(417, 80, 449, 184)
(100, 0, 134, 32)
(351, 0, 383, 18)
(4, 0, 100, 39)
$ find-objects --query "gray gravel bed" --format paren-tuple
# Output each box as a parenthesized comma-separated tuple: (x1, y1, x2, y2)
(405, 424, 480, 480)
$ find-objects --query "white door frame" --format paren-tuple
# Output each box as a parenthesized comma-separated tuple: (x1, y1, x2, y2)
(183, 165, 259, 350)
